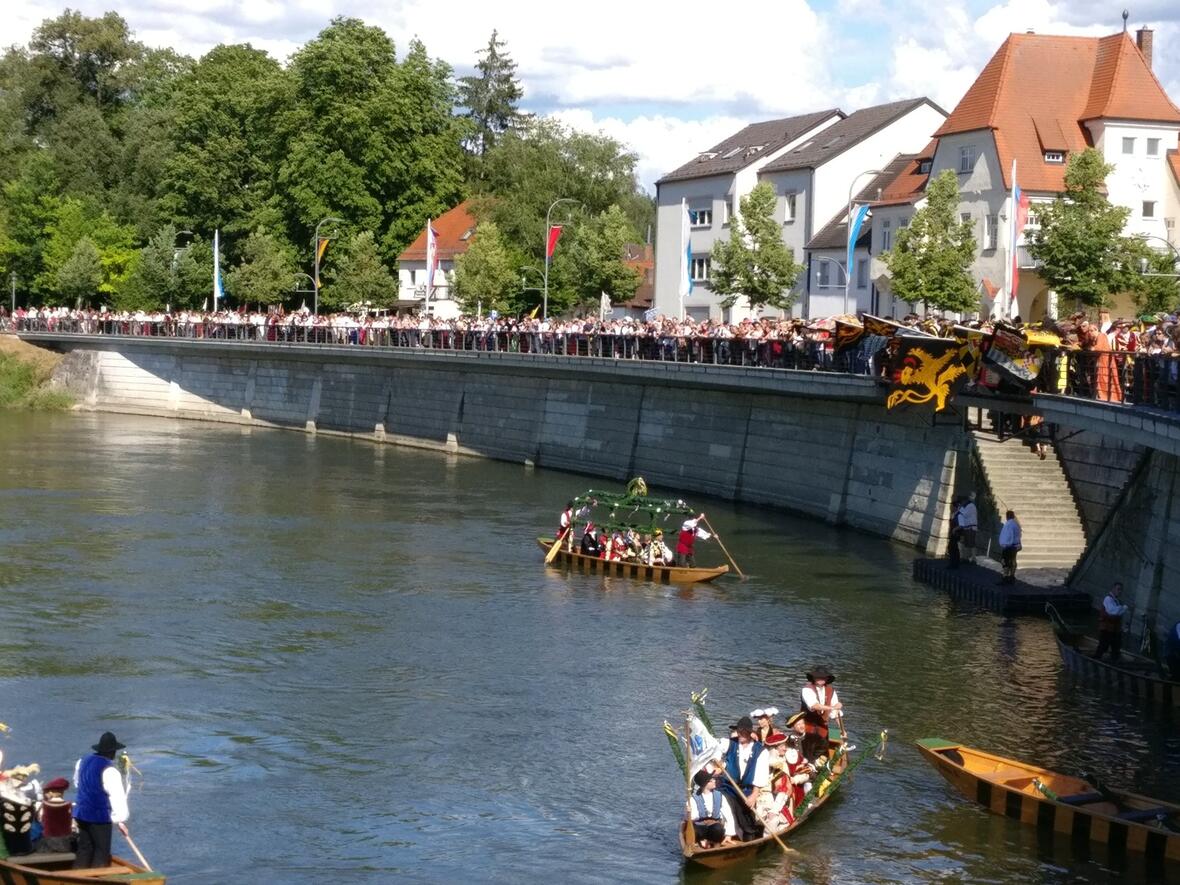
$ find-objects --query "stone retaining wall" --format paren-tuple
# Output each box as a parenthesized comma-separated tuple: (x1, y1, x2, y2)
(35, 335, 970, 553)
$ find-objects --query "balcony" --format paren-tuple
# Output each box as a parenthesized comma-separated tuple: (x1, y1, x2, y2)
(1016, 245, 1042, 269)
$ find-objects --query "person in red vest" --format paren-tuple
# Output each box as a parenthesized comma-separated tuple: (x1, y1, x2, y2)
(36, 777, 75, 853)
(1094, 582, 1129, 661)
(676, 513, 708, 568)
(800, 666, 842, 761)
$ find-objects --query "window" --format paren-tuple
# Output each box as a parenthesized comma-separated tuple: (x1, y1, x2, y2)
(958, 145, 978, 173)
(1044, 151, 1064, 164)
(784, 193, 797, 222)
(985, 214, 998, 250)
(722, 199, 733, 225)
(1025, 204, 1041, 229)
(1147, 138, 1161, 156)
(857, 258, 869, 290)
(690, 256, 711, 281)
(816, 261, 832, 288)
(882, 219, 892, 251)
(1143, 201, 1156, 218)
(918, 159, 932, 174)
(690, 208, 712, 227)
(721, 146, 744, 159)
(1122, 137, 1135, 154)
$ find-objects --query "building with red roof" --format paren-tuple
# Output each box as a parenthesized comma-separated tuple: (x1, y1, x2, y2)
(396, 201, 477, 317)
(870, 27, 1180, 320)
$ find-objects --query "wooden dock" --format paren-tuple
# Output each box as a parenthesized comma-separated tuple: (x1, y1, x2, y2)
(912, 558, 1092, 615)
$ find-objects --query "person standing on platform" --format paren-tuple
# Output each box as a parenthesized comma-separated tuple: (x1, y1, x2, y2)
(957, 494, 978, 564)
(676, 513, 708, 568)
(1093, 582, 1129, 662)
(947, 498, 963, 569)
(998, 510, 1022, 585)
(72, 732, 130, 869)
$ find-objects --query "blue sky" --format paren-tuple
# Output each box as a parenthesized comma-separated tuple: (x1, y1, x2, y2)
(10, 0, 1180, 189)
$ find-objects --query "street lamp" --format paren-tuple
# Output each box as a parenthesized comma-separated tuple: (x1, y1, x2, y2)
(814, 256, 849, 309)
(313, 217, 345, 315)
(1135, 234, 1180, 276)
(844, 169, 885, 316)
(543, 198, 581, 320)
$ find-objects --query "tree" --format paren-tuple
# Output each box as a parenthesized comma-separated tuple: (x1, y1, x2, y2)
(452, 221, 519, 314)
(882, 169, 977, 313)
(117, 224, 183, 310)
(710, 182, 804, 310)
(321, 231, 396, 310)
(27, 10, 144, 112)
(56, 237, 102, 306)
(1027, 148, 1139, 308)
(551, 205, 643, 313)
(1128, 245, 1180, 315)
(226, 230, 295, 308)
(37, 198, 137, 303)
(458, 30, 524, 159)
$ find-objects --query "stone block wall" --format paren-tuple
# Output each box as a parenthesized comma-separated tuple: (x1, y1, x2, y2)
(1054, 427, 1145, 537)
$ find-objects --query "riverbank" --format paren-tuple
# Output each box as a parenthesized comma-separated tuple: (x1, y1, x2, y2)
(0, 335, 71, 409)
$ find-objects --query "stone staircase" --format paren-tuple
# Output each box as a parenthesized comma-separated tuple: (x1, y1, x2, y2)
(971, 432, 1089, 570)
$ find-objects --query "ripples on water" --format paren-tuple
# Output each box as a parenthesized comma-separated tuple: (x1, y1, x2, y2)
(0, 412, 1176, 884)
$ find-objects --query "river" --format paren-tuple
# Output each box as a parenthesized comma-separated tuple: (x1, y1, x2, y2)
(0, 411, 1175, 884)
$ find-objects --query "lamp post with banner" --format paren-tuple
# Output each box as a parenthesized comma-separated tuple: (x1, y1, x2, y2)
(543, 198, 581, 320)
(313, 217, 345, 316)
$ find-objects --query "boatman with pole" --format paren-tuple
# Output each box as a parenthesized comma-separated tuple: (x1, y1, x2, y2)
(1093, 582, 1129, 662)
(676, 513, 708, 568)
(73, 732, 130, 869)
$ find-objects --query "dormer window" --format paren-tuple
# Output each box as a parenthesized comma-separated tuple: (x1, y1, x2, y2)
(918, 159, 932, 174)
(721, 146, 744, 159)
(1044, 151, 1065, 164)
(697, 152, 718, 163)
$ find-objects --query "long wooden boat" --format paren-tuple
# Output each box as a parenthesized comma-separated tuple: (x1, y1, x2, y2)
(917, 738, 1180, 864)
(537, 537, 729, 585)
(0, 852, 165, 884)
(1051, 629, 1179, 708)
(679, 751, 849, 867)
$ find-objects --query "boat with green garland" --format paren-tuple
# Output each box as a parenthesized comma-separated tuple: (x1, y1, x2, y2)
(538, 478, 731, 585)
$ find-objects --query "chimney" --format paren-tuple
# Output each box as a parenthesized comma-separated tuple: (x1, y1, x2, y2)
(1136, 27, 1153, 69)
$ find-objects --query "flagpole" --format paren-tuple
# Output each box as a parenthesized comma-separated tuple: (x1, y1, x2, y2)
(213, 229, 220, 312)
(1005, 159, 1017, 321)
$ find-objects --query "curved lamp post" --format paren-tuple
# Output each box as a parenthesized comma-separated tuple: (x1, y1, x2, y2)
(313, 217, 345, 315)
(1135, 233, 1180, 276)
(543, 199, 581, 320)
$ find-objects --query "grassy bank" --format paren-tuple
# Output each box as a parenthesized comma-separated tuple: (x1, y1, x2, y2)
(0, 336, 73, 410)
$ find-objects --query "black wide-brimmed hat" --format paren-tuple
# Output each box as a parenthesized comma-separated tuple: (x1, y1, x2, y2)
(735, 715, 754, 734)
(806, 666, 835, 684)
(92, 732, 126, 753)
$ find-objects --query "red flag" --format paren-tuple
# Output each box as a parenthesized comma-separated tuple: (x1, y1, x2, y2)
(546, 224, 564, 258)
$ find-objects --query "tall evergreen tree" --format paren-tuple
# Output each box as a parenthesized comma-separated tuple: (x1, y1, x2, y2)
(459, 30, 524, 158)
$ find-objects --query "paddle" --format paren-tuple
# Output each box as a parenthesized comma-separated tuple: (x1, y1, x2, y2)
(716, 766, 796, 855)
(120, 828, 152, 871)
(702, 517, 745, 579)
(544, 528, 570, 564)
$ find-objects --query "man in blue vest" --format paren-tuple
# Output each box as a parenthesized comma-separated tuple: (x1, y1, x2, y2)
(73, 731, 130, 869)
(685, 768, 736, 848)
(712, 716, 768, 841)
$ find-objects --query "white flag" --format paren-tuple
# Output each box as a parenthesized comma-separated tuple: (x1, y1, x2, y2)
(678, 199, 693, 315)
(687, 714, 719, 776)
(599, 291, 611, 319)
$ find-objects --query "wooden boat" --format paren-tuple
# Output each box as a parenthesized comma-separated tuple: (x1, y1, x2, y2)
(917, 738, 1180, 864)
(537, 537, 728, 585)
(0, 852, 165, 884)
(1046, 603, 1180, 707)
(679, 749, 849, 867)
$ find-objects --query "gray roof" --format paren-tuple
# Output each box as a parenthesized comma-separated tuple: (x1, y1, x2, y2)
(761, 98, 940, 174)
(656, 109, 843, 185)
(805, 155, 918, 251)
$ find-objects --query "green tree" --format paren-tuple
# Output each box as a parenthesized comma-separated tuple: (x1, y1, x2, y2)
(173, 236, 212, 309)
(321, 231, 396, 310)
(226, 230, 296, 308)
(452, 221, 519, 313)
(56, 237, 102, 306)
(38, 198, 137, 303)
(710, 182, 804, 310)
(1128, 244, 1180, 315)
(459, 30, 524, 159)
(882, 169, 977, 313)
(117, 224, 183, 310)
(1027, 148, 1139, 308)
(27, 10, 144, 113)
(551, 205, 642, 313)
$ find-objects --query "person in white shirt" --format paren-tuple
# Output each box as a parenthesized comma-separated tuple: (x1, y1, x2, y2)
(957, 493, 979, 563)
(998, 510, 1022, 585)
(686, 768, 737, 848)
(800, 666, 842, 761)
(72, 732, 130, 869)
(1094, 582, 1130, 661)
(712, 716, 770, 841)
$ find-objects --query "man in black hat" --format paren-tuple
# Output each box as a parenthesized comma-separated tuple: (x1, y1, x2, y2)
(711, 716, 768, 841)
(73, 732, 130, 869)
(801, 666, 842, 760)
(685, 768, 736, 848)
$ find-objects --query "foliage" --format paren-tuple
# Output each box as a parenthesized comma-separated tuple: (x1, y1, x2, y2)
(1128, 244, 1180, 314)
(458, 30, 524, 159)
(117, 224, 189, 310)
(550, 205, 642, 313)
(452, 221, 519, 314)
(710, 182, 804, 310)
(0, 351, 73, 410)
(56, 237, 102, 306)
(1027, 149, 1139, 308)
(321, 231, 396, 310)
(882, 170, 977, 313)
(226, 230, 296, 307)
(39, 198, 137, 303)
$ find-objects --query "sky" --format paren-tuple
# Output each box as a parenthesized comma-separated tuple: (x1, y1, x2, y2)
(9, 0, 1180, 191)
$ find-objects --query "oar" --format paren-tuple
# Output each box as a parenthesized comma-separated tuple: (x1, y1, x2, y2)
(544, 528, 570, 564)
(120, 829, 152, 871)
(703, 517, 745, 579)
(716, 767, 796, 855)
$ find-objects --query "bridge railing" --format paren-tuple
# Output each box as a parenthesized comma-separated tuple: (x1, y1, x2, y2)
(1052, 349, 1180, 412)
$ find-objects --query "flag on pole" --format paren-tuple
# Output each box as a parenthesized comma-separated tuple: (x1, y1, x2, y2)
(213, 229, 225, 310)
(546, 224, 564, 258)
(1004, 160, 1030, 320)
(425, 219, 440, 301)
(316, 236, 330, 263)
(847, 204, 871, 288)
(599, 291, 611, 319)
(686, 714, 719, 776)
(678, 199, 693, 315)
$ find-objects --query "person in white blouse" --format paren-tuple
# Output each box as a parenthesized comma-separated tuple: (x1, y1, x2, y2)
(686, 768, 737, 847)
(998, 510, 1022, 585)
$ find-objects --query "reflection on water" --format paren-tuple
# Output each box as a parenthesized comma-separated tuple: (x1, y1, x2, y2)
(0, 411, 1176, 883)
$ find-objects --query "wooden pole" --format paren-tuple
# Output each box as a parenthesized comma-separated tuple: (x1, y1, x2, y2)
(544, 528, 569, 564)
(703, 517, 745, 579)
(121, 831, 152, 871)
(716, 766, 793, 855)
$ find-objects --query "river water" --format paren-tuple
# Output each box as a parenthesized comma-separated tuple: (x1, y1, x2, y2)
(0, 411, 1176, 884)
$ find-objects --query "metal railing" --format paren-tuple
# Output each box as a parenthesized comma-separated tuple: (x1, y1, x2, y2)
(1053, 349, 1180, 412)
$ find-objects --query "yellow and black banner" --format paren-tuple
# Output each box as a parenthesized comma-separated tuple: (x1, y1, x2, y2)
(886, 336, 972, 412)
(834, 319, 865, 351)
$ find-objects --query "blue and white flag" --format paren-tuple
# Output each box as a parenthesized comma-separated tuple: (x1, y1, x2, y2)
(213, 229, 225, 309)
(687, 713, 719, 776)
(847, 203, 871, 288)
(678, 199, 693, 312)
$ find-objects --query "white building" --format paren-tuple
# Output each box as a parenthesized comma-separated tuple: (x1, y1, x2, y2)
(395, 201, 476, 318)
(652, 99, 946, 320)
(870, 27, 1180, 320)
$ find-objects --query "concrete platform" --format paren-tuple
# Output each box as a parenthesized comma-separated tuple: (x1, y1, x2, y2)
(912, 557, 1092, 616)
